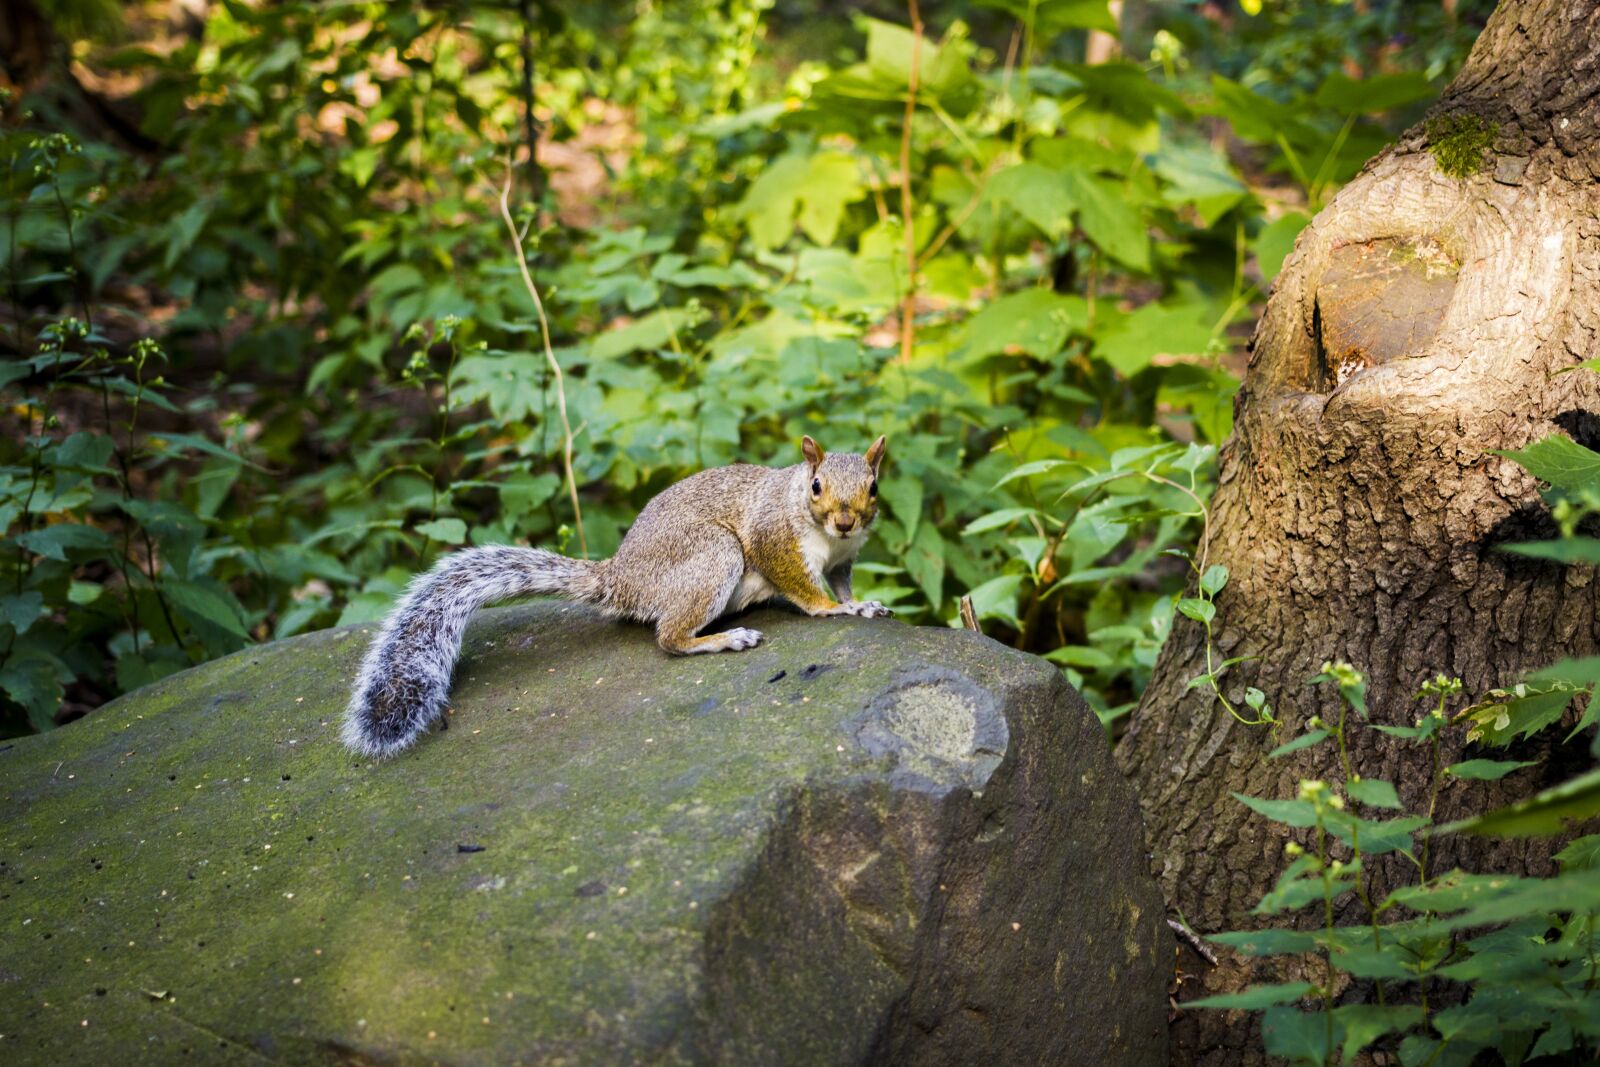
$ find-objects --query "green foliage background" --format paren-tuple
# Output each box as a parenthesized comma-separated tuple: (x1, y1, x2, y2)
(4, 0, 1475, 735)
(13, 2, 1600, 1062)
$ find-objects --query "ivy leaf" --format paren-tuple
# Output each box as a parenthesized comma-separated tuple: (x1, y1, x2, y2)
(1199, 565, 1229, 596)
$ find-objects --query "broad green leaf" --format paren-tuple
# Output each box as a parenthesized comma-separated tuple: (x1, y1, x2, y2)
(1233, 792, 1319, 828)
(1332, 1004, 1425, 1061)
(1093, 301, 1212, 376)
(964, 573, 1025, 630)
(1347, 778, 1402, 809)
(590, 308, 698, 360)
(1262, 1006, 1335, 1066)
(1254, 212, 1311, 282)
(1440, 766, 1600, 838)
(1199, 565, 1228, 596)
(958, 287, 1086, 361)
(1176, 597, 1214, 625)
(162, 579, 250, 640)
(415, 518, 468, 545)
(1044, 645, 1115, 669)
(14, 523, 115, 562)
(1207, 929, 1318, 957)
(1060, 167, 1149, 271)
(963, 507, 1042, 536)
(879, 477, 924, 545)
(1496, 434, 1600, 495)
(993, 458, 1071, 489)
(1554, 834, 1600, 871)
(1446, 759, 1538, 781)
(906, 521, 946, 609)
(1327, 813, 1426, 855)
(0, 591, 47, 635)
(1315, 71, 1433, 115)
(991, 163, 1076, 238)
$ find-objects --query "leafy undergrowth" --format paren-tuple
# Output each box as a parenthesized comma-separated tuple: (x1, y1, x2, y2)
(1, 1, 1444, 735)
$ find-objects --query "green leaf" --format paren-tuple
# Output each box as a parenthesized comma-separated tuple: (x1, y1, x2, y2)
(1501, 537, 1600, 564)
(1347, 778, 1402, 809)
(1446, 758, 1538, 781)
(1044, 645, 1115, 669)
(589, 308, 697, 360)
(1327, 813, 1427, 855)
(958, 287, 1086, 361)
(1315, 71, 1434, 115)
(964, 573, 1025, 630)
(906, 521, 946, 609)
(1176, 597, 1214, 625)
(1188, 982, 1315, 1011)
(0, 655, 64, 730)
(1262, 1006, 1335, 1066)
(162, 579, 250, 640)
(1207, 929, 1318, 957)
(0, 591, 47, 635)
(1440, 766, 1600, 837)
(415, 518, 468, 545)
(1253, 211, 1310, 282)
(1332, 1004, 1425, 1060)
(1060, 167, 1149, 271)
(1554, 834, 1600, 871)
(963, 507, 1043, 536)
(992, 459, 1071, 489)
(1233, 792, 1319, 828)
(879, 476, 924, 546)
(13, 523, 115, 562)
(1496, 434, 1600, 495)
(1093, 301, 1212, 376)
(1199, 565, 1228, 596)
(1268, 729, 1328, 759)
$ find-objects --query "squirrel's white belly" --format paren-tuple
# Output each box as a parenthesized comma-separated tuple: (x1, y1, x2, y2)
(728, 570, 777, 613)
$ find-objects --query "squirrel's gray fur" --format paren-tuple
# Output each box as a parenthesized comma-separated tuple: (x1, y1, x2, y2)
(343, 436, 889, 759)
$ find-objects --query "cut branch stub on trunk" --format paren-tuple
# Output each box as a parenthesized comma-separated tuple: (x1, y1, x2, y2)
(1119, 0, 1600, 1058)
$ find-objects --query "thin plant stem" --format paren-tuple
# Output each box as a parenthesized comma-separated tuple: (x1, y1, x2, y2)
(498, 158, 587, 558)
(897, 0, 923, 367)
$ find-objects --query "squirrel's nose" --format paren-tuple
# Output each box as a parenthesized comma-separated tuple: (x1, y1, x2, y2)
(835, 515, 856, 533)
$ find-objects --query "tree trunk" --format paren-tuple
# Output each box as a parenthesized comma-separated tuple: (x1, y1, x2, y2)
(1116, 0, 1600, 1060)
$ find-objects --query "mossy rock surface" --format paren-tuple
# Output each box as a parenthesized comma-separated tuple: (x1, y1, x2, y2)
(1, 603, 1167, 1065)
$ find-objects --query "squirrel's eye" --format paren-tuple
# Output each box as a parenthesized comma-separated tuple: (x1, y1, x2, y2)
(811, 478, 822, 496)
(868, 479, 877, 498)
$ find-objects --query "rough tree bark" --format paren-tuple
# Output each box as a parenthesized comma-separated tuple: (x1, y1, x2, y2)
(1116, 0, 1600, 1060)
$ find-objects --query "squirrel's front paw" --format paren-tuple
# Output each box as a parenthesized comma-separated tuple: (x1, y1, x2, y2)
(842, 600, 893, 619)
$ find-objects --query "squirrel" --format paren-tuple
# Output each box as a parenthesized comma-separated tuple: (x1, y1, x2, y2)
(342, 434, 892, 758)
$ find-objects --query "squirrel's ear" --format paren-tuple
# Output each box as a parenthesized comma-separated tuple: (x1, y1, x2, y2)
(801, 435, 825, 471)
(864, 435, 887, 475)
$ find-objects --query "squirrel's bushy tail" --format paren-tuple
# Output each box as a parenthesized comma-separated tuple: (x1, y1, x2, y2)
(343, 545, 605, 759)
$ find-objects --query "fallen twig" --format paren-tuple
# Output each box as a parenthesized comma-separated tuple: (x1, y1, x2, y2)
(1168, 917, 1218, 965)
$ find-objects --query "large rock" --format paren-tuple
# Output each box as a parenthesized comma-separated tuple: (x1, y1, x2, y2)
(1, 603, 1168, 1065)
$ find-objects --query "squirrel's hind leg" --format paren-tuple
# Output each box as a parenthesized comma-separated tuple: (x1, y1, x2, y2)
(653, 539, 763, 655)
